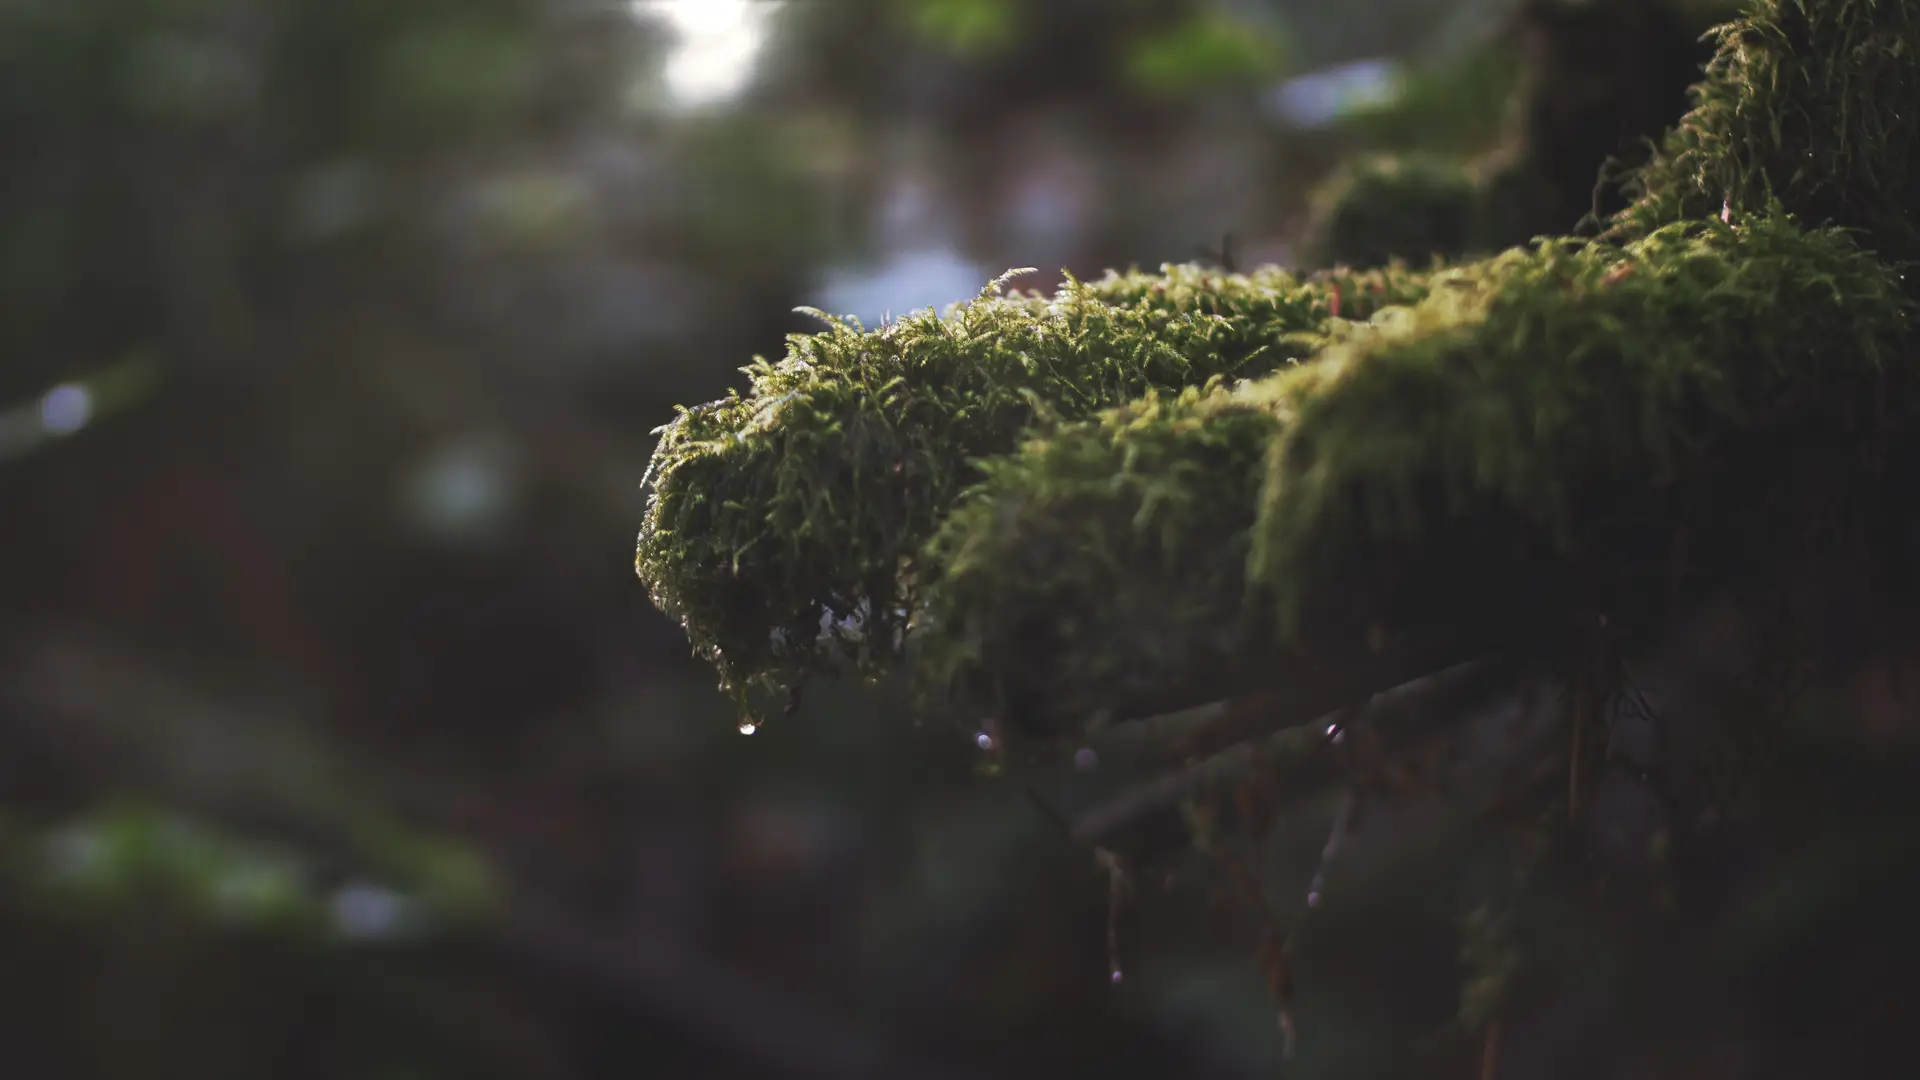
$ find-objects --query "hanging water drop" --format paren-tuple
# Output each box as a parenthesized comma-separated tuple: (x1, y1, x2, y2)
(975, 731, 994, 751)
(738, 721, 759, 736)
(1110, 968, 1124, 984)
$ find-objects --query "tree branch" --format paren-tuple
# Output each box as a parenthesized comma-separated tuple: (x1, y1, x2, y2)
(1086, 626, 1504, 772)
(1072, 655, 1520, 849)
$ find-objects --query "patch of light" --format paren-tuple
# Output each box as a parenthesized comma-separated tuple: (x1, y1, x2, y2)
(331, 881, 410, 941)
(399, 435, 518, 544)
(39, 383, 92, 435)
(635, 0, 782, 109)
(1266, 58, 1403, 128)
(43, 826, 108, 884)
(815, 248, 991, 328)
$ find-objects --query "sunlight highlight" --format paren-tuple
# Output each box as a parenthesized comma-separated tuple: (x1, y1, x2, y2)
(636, 0, 782, 108)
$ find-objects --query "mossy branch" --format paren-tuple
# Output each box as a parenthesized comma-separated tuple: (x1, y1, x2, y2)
(915, 215, 1912, 735)
(639, 0, 1920, 740)
(636, 263, 1428, 712)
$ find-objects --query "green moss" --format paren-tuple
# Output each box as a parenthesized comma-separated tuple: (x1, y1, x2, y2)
(914, 214, 1912, 731)
(1297, 155, 1483, 271)
(641, 1, 1920, 731)
(1614, 0, 1920, 264)
(635, 264, 1430, 711)
(1298, 0, 1728, 272)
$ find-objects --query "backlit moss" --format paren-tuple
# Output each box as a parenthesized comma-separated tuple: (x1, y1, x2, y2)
(640, 0, 1920, 732)
(1614, 0, 1920, 264)
(635, 264, 1430, 710)
(914, 215, 1912, 731)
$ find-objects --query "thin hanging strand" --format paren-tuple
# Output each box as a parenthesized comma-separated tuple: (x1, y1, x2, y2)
(1095, 846, 1129, 983)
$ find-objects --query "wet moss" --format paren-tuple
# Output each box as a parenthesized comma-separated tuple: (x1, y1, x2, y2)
(640, 0, 1920, 734)
(915, 215, 1912, 731)
(635, 264, 1430, 710)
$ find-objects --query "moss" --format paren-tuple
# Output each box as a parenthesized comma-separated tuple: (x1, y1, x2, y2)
(1297, 155, 1482, 271)
(1298, 0, 1725, 271)
(914, 214, 1912, 731)
(641, 1, 1920, 731)
(1613, 0, 1920, 265)
(914, 381, 1285, 728)
(635, 263, 1431, 711)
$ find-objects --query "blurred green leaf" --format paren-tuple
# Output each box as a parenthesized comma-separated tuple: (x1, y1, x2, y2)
(373, 20, 535, 136)
(910, 0, 1018, 57)
(1123, 12, 1285, 98)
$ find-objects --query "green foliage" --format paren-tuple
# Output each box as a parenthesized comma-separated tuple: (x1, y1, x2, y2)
(1297, 154, 1483, 270)
(635, 264, 1431, 712)
(1122, 10, 1288, 98)
(909, 0, 1019, 57)
(913, 214, 1912, 729)
(12, 804, 315, 931)
(0, 0, 647, 399)
(1338, 47, 1521, 156)
(4, 802, 500, 937)
(1615, 0, 1920, 265)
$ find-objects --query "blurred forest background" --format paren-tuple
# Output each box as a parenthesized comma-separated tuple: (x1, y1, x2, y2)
(0, 1, 1735, 1076)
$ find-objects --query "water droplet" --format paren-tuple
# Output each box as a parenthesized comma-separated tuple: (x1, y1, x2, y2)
(974, 731, 994, 751)
(1110, 969, 1124, 984)
(1074, 747, 1098, 772)
(738, 722, 758, 736)
(1307, 890, 1322, 908)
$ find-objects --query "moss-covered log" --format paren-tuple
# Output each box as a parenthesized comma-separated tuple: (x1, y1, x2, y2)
(636, 263, 1428, 708)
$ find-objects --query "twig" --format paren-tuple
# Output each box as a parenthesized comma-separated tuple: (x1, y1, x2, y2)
(1071, 724, 1332, 847)
(1568, 687, 1586, 822)
(1073, 656, 1516, 849)
(1094, 846, 1130, 983)
(1087, 628, 1500, 772)
(1306, 788, 1358, 911)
